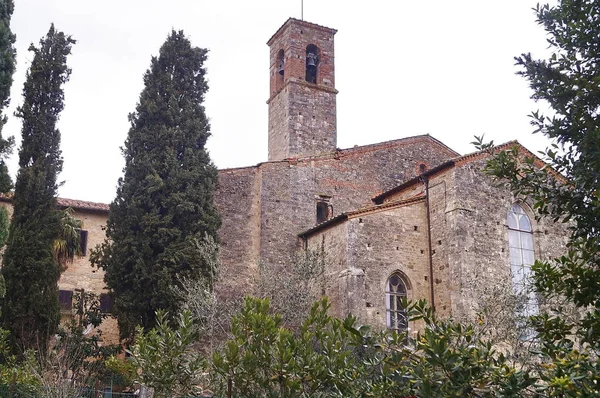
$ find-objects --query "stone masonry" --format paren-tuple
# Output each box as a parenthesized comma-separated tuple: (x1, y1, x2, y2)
(267, 19, 338, 161)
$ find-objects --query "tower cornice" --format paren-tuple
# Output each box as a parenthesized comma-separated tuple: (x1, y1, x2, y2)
(267, 18, 337, 46)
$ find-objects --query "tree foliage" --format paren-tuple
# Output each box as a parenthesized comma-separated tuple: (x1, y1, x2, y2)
(51, 291, 118, 386)
(478, 0, 600, 395)
(131, 310, 206, 398)
(0, 0, 16, 193)
(1, 24, 74, 353)
(52, 207, 82, 269)
(210, 297, 533, 398)
(91, 30, 221, 340)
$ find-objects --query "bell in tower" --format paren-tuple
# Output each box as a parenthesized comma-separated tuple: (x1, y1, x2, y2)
(305, 45, 318, 84)
(277, 51, 285, 75)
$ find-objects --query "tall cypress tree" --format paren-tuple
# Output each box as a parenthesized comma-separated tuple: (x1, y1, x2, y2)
(1, 25, 74, 353)
(0, 0, 15, 194)
(92, 30, 221, 340)
(0, 0, 17, 313)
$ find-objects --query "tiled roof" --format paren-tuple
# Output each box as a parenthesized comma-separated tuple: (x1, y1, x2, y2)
(56, 197, 109, 212)
(0, 194, 109, 213)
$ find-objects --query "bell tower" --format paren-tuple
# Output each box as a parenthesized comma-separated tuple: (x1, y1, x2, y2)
(267, 18, 338, 161)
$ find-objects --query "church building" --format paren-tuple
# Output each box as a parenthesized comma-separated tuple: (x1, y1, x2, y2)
(214, 17, 568, 330)
(1, 17, 567, 337)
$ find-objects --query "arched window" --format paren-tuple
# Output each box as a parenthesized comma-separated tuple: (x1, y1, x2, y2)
(275, 49, 285, 91)
(507, 204, 538, 318)
(305, 44, 319, 84)
(386, 272, 408, 331)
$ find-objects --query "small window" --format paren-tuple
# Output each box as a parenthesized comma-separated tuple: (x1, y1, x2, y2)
(100, 293, 113, 313)
(386, 272, 408, 331)
(316, 195, 332, 224)
(59, 290, 73, 311)
(79, 230, 88, 256)
(316, 202, 329, 224)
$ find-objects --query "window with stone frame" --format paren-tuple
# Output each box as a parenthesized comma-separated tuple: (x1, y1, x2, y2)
(315, 195, 332, 224)
(507, 203, 539, 325)
(385, 272, 408, 331)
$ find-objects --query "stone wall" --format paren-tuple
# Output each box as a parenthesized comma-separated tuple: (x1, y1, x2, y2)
(378, 152, 571, 320)
(305, 221, 348, 319)
(305, 200, 431, 331)
(302, 151, 572, 333)
(441, 157, 571, 318)
(214, 166, 262, 298)
(215, 135, 458, 298)
(59, 208, 119, 345)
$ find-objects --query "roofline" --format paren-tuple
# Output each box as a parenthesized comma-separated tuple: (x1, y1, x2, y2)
(298, 213, 348, 239)
(0, 195, 109, 213)
(372, 160, 454, 204)
(57, 198, 110, 213)
(299, 195, 425, 238)
(371, 140, 562, 204)
(219, 134, 459, 173)
(267, 18, 337, 46)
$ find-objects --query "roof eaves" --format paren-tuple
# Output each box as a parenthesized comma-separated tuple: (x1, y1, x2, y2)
(372, 160, 455, 204)
(267, 18, 337, 46)
(298, 213, 348, 239)
(299, 195, 425, 238)
(0, 194, 110, 213)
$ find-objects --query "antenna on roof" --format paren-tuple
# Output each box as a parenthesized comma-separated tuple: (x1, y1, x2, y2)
(301, 0, 304, 20)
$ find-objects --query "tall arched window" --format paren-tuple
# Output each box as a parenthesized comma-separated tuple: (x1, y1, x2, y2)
(507, 203, 538, 318)
(386, 272, 408, 331)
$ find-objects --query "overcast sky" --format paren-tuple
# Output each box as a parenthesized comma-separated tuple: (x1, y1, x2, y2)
(7, 0, 555, 204)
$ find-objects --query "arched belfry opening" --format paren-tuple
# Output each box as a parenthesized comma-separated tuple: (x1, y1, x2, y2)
(276, 49, 285, 91)
(305, 44, 319, 84)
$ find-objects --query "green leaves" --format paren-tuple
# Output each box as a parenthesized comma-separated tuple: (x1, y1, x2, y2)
(479, 0, 600, 395)
(92, 30, 221, 340)
(132, 309, 207, 397)
(1, 24, 74, 355)
(209, 297, 533, 397)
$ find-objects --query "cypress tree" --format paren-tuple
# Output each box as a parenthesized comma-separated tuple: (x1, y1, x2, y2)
(92, 30, 221, 340)
(1, 25, 74, 353)
(0, 0, 16, 193)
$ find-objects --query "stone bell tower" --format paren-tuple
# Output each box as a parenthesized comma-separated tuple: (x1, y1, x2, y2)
(267, 18, 338, 161)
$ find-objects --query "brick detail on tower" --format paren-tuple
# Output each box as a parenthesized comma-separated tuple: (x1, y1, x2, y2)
(267, 18, 338, 161)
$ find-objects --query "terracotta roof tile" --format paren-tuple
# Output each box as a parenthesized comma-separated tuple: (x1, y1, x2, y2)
(0, 194, 109, 213)
(56, 198, 109, 212)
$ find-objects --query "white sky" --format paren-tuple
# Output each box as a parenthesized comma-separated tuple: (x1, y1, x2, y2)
(7, 0, 555, 204)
